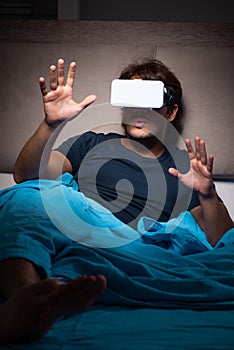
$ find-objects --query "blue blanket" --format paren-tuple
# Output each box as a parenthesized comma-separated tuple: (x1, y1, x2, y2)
(0, 173, 234, 310)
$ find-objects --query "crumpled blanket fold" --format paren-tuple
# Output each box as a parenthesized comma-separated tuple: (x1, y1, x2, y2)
(0, 172, 234, 310)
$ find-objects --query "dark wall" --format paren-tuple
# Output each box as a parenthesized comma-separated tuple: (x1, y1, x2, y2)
(0, 0, 57, 19)
(80, 0, 234, 23)
(0, 0, 233, 22)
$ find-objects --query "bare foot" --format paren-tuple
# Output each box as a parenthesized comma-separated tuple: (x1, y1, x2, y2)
(48, 274, 107, 316)
(0, 275, 106, 344)
(0, 278, 59, 344)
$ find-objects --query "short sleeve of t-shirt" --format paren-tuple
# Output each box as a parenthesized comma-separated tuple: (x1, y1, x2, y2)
(55, 131, 122, 175)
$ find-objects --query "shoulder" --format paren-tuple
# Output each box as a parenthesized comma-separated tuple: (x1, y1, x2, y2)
(75, 131, 122, 148)
(58, 131, 122, 150)
(70, 131, 122, 142)
(55, 131, 123, 172)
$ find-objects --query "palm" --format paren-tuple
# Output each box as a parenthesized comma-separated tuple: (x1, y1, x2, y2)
(169, 137, 214, 197)
(43, 85, 79, 122)
(39, 59, 96, 127)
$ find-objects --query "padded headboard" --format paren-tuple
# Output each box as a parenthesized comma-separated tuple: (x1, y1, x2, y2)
(0, 20, 234, 179)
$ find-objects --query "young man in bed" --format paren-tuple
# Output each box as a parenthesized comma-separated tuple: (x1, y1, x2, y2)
(0, 58, 233, 344)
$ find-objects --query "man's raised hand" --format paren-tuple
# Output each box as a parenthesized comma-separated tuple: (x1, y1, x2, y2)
(39, 58, 96, 128)
(169, 136, 215, 198)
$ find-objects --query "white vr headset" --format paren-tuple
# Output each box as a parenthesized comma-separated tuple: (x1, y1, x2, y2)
(111, 79, 175, 109)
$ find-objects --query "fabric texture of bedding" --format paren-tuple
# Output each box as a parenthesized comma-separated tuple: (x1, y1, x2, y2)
(0, 305, 234, 350)
(0, 173, 234, 349)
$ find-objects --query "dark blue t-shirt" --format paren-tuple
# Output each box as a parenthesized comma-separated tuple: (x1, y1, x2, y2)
(56, 131, 200, 229)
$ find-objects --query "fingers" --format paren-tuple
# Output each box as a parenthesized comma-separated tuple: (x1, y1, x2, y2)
(185, 138, 195, 160)
(79, 94, 97, 110)
(39, 76, 48, 96)
(57, 58, 65, 86)
(207, 155, 214, 173)
(186, 137, 208, 163)
(186, 136, 214, 170)
(66, 61, 76, 88)
(39, 58, 76, 95)
(49, 64, 57, 90)
(199, 139, 208, 165)
(50, 58, 67, 90)
(194, 136, 201, 160)
(194, 136, 208, 165)
(168, 167, 179, 177)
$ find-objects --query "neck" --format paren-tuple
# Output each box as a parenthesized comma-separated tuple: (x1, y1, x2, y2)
(121, 136, 165, 158)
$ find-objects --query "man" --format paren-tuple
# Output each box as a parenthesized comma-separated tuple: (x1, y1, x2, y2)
(0, 58, 233, 344)
(13, 57, 233, 241)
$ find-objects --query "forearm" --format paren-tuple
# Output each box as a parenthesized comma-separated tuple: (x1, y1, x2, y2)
(192, 188, 234, 246)
(13, 119, 61, 183)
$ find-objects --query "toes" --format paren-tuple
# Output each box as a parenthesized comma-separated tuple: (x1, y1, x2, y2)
(49, 275, 107, 314)
(91, 275, 107, 295)
(68, 274, 107, 295)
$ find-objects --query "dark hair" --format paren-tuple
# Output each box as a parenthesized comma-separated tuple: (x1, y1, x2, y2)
(119, 58, 183, 133)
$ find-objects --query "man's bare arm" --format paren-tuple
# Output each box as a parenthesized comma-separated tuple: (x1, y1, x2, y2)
(13, 58, 96, 183)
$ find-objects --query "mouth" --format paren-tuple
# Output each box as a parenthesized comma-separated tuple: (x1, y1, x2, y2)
(131, 117, 148, 128)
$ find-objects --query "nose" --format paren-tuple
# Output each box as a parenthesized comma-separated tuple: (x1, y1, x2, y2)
(123, 108, 149, 118)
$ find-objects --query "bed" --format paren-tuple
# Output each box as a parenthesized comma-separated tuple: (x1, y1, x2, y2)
(0, 172, 234, 350)
(0, 20, 234, 350)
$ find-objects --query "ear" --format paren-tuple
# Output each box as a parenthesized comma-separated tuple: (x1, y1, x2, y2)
(167, 104, 178, 122)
